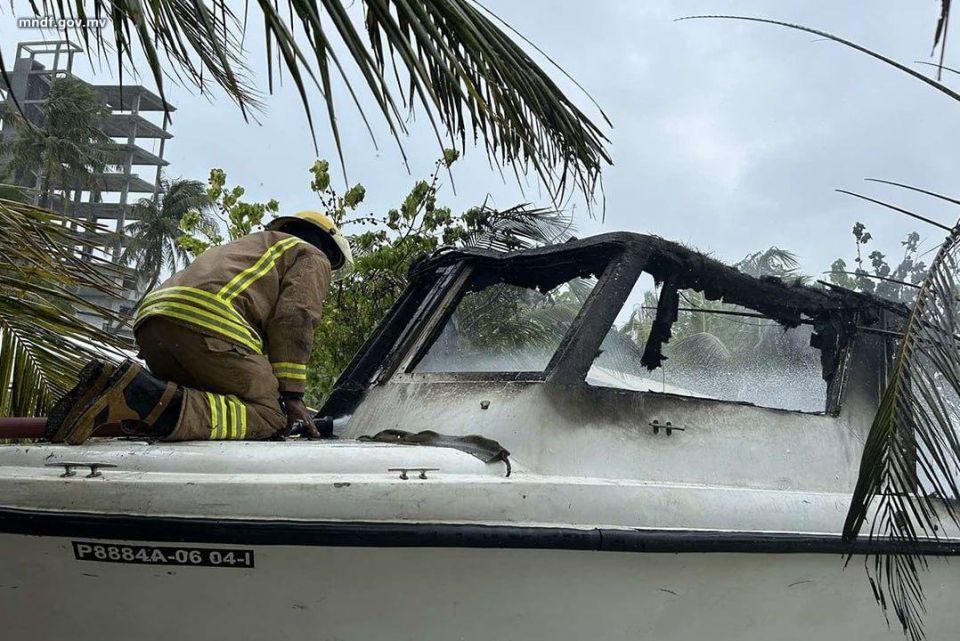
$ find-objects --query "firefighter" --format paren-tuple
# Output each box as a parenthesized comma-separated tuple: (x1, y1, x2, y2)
(47, 211, 353, 445)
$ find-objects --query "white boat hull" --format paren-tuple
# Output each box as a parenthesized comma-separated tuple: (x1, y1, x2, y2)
(2, 531, 957, 641)
(1, 441, 957, 641)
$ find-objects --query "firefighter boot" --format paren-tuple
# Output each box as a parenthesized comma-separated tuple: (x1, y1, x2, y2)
(53, 360, 182, 445)
(46, 360, 117, 441)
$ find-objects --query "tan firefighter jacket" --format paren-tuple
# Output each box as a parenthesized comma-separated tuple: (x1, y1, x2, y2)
(133, 230, 332, 395)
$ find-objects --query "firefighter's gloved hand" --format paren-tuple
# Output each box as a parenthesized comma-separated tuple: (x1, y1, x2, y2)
(282, 398, 321, 439)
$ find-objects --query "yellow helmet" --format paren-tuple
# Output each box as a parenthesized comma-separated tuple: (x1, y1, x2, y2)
(267, 210, 354, 280)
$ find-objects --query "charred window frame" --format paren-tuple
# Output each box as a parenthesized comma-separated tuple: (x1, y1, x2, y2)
(390, 249, 621, 383)
(320, 233, 889, 418)
(318, 264, 464, 418)
(597, 245, 883, 415)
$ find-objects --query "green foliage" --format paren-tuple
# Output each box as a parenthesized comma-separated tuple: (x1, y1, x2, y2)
(178, 209, 222, 257)
(121, 178, 216, 294)
(827, 222, 927, 303)
(178, 169, 279, 257)
(304, 151, 573, 404)
(311, 160, 365, 224)
(442, 149, 461, 167)
(307, 152, 463, 402)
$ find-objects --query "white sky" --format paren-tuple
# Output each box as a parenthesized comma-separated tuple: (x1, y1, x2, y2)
(2, 1, 958, 278)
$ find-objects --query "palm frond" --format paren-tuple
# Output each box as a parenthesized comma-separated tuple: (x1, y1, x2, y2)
(0, 184, 30, 203)
(451, 280, 582, 359)
(735, 247, 800, 278)
(837, 190, 952, 232)
(462, 204, 575, 251)
(865, 179, 960, 208)
(30, 0, 611, 201)
(0, 199, 130, 417)
(841, 222, 960, 641)
(915, 60, 960, 77)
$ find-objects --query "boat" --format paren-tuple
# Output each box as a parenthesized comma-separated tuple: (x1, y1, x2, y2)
(1, 232, 957, 641)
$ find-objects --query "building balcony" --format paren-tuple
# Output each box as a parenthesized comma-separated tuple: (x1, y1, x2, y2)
(100, 113, 172, 139)
(48, 172, 157, 194)
(92, 84, 175, 113)
(69, 202, 134, 220)
(99, 172, 158, 193)
(98, 142, 169, 167)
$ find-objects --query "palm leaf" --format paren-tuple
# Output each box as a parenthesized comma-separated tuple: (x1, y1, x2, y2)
(840, 224, 960, 641)
(915, 60, 960, 77)
(25, 0, 611, 201)
(865, 178, 960, 208)
(735, 247, 800, 278)
(0, 199, 131, 417)
(462, 204, 575, 251)
(836, 190, 952, 232)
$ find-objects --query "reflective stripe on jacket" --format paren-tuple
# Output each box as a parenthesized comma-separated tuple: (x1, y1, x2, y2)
(134, 231, 332, 394)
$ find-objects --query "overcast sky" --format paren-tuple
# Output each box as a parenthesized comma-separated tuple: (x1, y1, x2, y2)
(2, 1, 958, 276)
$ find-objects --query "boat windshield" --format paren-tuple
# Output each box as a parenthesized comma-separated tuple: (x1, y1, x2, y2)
(588, 273, 829, 413)
(413, 276, 596, 373)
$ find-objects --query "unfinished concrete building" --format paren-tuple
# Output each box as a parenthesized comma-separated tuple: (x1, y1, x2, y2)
(0, 40, 174, 329)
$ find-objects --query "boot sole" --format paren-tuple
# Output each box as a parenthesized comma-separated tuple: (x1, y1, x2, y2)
(47, 361, 114, 442)
(60, 361, 143, 446)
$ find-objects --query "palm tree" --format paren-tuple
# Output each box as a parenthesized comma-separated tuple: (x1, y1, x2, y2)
(4, 1, 610, 202)
(0, 78, 109, 209)
(121, 178, 215, 296)
(0, 197, 128, 417)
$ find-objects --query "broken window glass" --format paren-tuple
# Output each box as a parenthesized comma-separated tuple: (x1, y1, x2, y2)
(414, 276, 596, 373)
(589, 277, 829, 413)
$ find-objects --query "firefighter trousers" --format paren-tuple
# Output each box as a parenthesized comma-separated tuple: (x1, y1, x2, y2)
(136, 318, 286, 441)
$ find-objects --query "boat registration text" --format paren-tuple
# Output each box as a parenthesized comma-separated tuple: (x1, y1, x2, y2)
(72, 541, 254, 568)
